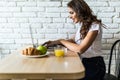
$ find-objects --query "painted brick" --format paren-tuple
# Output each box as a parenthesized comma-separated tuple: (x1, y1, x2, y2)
(43, 23, 64, 29)
(53, 18, 65, 23)
(8, 18, 28, 23)
(109, 2, 120, 7)
(0, 2, 16, 7)
(105, 23, 118, 29)
(0, 34, 21, 39)
(101, 18, 112, 23)
(0, 39, 14, 44)
(31, 23, 42, 28)
(62, 2, 68, 7)
(61, 13, 69, 17)
(91, 7, 114, 12)
(7, 0, 27, 1)
(0, 7, 20, 12)
(116, 7, 120, 12)
(0, 13, 12, 17)
(107, 39, 119, 44)
(102, 39, 107, 44)
(58, 29, 76, 34)
(87, 2, 108, 7)
(46, 7, 67, 12)
(22, 34, 45, 39)
(102, 44, 113, 50)
(64, 23, 75, 29)
(45, 29, 58, 34)
(15, 39, 36, 44)
(0, 29, 13, 33)
(0, 18, 7, 23)
(13, 28, 36, 34)
(22, 7, 44, 12)
(103, 29, 120, 34)
(29, 18, 51, 23)
(13, 12, 36, 17)
(17, 2, 36, 7)
(37, 12, 60, 18)
(102, 34, 113, 39)
(98, 13, 118, 18)
(0, 23, 19, 28)
(37, 2, 61, 7)
(36, 29, 46, 34)
(114, 34, 120, 38)
(113, 18, 120, 23)
(45, 34, 67, 39)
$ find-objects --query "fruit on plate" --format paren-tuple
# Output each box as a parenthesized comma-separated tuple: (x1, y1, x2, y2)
(37, 45, 47, 55)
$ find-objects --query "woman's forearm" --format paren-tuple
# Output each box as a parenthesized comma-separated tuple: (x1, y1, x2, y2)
(59, 39, 83, 53)
(55, 38, 75, 46)
(66, 39, 75, 43)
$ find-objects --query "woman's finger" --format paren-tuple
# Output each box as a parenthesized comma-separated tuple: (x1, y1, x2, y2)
(42, 41, 51, 46)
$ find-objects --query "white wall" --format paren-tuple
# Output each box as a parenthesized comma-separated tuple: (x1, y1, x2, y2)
(0, 0, 120, 72)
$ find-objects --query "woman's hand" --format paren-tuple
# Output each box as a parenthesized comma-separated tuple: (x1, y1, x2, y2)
(22, 47, 41, 55)
(42, 40, 62, 48)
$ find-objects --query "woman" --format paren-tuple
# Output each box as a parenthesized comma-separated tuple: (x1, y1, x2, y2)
(43, 0, 106, 80)
(22, 0, 106, 80)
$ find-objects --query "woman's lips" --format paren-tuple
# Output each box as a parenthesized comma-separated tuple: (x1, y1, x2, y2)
(72, 19, 75, 22)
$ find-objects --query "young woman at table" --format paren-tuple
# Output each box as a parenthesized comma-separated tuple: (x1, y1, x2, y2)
(22, 0, 106, 80)
(42, 0, 106, 80)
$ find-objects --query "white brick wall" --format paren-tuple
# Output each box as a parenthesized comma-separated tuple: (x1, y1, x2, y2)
(0, 0, 120, 74)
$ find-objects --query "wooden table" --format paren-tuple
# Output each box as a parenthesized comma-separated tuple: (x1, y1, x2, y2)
(0, 50, 85, 80)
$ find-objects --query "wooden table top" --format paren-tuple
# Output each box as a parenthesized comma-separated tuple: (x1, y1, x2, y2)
(0, 50, 85, 80)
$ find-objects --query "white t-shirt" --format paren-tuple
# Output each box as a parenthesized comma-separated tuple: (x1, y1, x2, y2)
(75, 23, 103, 58)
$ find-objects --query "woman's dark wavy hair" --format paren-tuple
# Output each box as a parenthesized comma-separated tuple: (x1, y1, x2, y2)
(67, 0, 105, 39)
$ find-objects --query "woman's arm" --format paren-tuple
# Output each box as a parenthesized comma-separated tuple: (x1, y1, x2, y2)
(42, 35, 75, 47)
(60, 30, 98, 54)
(66, 35, 75, 43)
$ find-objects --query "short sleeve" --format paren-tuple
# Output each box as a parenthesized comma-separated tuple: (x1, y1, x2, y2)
(89, 23, 100, 32)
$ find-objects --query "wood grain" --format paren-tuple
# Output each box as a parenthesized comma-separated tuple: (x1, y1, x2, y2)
(0, 50, 85, 80)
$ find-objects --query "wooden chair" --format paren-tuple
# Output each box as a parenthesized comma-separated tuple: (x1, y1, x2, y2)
(104, 39, 120, 80)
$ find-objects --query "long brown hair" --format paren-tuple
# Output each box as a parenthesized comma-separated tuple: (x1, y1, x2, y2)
(67, 0, 105, 39)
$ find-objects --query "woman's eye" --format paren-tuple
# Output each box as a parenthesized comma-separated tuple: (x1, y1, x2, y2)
(70, 12, 74, 14)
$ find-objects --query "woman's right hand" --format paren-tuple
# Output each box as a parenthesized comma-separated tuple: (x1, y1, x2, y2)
(42, 40, 60, 48)
(22, 47, 41, 55)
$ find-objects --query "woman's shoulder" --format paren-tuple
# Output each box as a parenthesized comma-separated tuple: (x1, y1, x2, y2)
(91, 22, 100, 27)
(89, 22, 100, 31)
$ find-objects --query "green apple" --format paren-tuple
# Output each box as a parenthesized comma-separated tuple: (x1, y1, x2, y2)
(36, 45, 47, 55)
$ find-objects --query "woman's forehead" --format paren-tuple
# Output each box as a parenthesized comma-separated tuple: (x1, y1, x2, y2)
(68, 7, 74, 12)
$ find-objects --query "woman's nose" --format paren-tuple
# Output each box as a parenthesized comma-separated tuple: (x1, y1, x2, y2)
(69, 15, 72, 19)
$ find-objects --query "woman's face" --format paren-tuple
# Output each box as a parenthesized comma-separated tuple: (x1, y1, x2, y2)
(68, 7, 79, 23)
